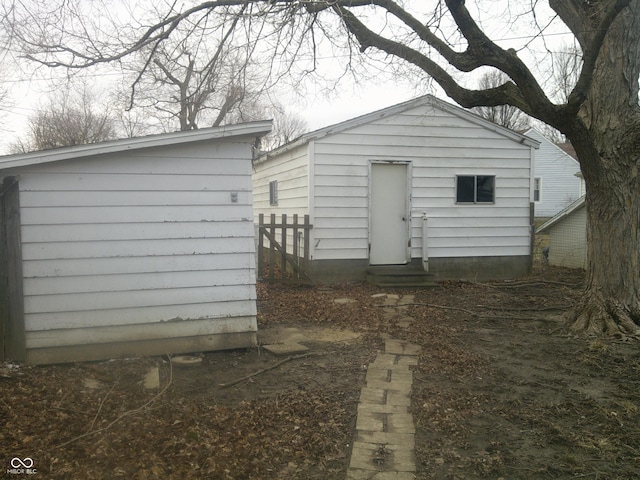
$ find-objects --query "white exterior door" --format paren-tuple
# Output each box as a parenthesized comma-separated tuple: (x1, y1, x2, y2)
(370, 162, 409, 265)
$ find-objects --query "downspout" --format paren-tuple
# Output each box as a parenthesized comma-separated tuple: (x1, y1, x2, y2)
(422, 212, 429, 272)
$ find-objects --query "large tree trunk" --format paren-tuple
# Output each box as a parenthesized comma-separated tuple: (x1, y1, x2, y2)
(568, 169, 640, 336)
(566, 1, 640, 336)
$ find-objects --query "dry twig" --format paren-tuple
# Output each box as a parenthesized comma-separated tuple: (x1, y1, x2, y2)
(379, 303, 476, 316)
(87, 383, 116, 432)
(56, 358, 173, 449)
(219, 353, 311, 388)
(381, 303, 555, 322)
(473, 280, 581, 288)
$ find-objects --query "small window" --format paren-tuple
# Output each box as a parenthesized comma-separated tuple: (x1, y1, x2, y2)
(533, 177, 541, 202)
(269, 180, 278, 206)
(456, 175, 495, 204)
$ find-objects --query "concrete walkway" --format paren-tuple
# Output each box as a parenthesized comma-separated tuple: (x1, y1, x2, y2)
(347, 294, 420, 480)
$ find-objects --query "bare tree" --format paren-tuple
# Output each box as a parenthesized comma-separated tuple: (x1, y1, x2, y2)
(143, 52, 253, 131)
(8, 1, 640, 337)
(0, 73, 12, 134)
(526, 43, 585, 144)
(112, 95, 155, 139)
(122, 8, 263, 132)
(10, 86, 117, 152)
(531, 120, 565, 144)
(270, 108, 308, 147)
(552, 43, 583, 104)
(251, 103, 308, 150)
(0, 6, 16, 134)
(472, 70, 530, 130)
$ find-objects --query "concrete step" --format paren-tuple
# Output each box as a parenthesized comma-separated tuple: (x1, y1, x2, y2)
(366, 266, 439, 288)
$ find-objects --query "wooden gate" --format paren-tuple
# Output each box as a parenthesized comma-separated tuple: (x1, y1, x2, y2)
(258, 213, 313, 283)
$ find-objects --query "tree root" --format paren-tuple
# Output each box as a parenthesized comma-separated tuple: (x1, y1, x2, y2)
(567, 293, 640, 339)
(218, 353, 312, 388)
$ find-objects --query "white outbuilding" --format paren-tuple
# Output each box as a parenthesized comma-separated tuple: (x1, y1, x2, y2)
(0, 121, 271, 364)
(537, 196, 587, 269)
(253, 95, 539, 284)
(524, 128, 583, 219)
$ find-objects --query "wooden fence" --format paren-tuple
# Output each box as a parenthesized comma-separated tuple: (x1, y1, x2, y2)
(257, 213, 313, 283)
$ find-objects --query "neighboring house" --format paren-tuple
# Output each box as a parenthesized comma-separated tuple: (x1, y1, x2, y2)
(537, 196, 587, 269)
(524, 128, 583, 218)
(0, 121, 271, 364)
(253, 95, 540, 283)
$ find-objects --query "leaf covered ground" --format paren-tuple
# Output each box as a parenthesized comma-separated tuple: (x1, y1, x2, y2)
(3, 265, 640, 479)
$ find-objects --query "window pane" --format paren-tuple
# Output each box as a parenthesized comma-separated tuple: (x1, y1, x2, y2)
(534, 178, 541, 202)
(456, 176, 475, 203)
(476, 176, 495, 203)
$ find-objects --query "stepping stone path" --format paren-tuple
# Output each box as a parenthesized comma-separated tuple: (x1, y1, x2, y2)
(347, 294, 420, 480)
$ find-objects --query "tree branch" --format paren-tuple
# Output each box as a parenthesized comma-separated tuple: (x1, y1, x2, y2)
(443, 0, 559, 122)
(12, 0, 635, 136)
(22, 1, 258, 69)
(331, 3, 537, 117)
(551, 0, 633, 117)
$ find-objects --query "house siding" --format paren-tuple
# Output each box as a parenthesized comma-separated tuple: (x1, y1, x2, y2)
(546, 206, 587, 269)
(311, 104, 532, 262)
(252, 96, 535, 282)
(253, 143, 310, 258)
(526, 129, 582, 218)
(10, 139, 259, 363)
(253, 143, 309, 217)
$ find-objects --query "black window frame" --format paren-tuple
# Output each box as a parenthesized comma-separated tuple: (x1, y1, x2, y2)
(455, 175, 496, 204)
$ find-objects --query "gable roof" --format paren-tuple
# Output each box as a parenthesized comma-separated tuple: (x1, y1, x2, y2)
(537, 195, 586, 233)
(259, 94, 539, 162)
(557, 142, 578, 160)
(0, 120, 272, 171)
(523, 127, 580, 167)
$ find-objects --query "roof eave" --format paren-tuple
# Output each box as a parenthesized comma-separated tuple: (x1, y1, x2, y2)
(537, 195, 586, 233)
(523, 127, 579, 164)
(257, 95, 540, 164)
(0, 120, 273, 171)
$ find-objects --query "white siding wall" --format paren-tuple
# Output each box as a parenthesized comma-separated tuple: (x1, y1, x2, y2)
(253, 144, 310, 254)
(527, 129, 582, 218)
(253, 143, 309, 217)
(547, 207, 587, 269)
(311, 104, 533, 261)
(16, 140, 257, 360)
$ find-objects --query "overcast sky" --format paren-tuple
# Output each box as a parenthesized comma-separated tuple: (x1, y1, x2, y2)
(0, 1, 575, 155)
(0, 75, 416, 155)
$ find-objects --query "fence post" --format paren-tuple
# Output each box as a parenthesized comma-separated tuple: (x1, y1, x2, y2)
(258, 213, 264, 280)
(293, 214, 300, 279)
(269, 213, 276, 280)
(304, 214, 311, 275)
(281, 214, 288, 278)
(256, 213, 313, 283)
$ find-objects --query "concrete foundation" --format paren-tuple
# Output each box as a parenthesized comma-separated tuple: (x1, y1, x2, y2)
(308, 255, 531, 284)
(26, 331, 257, 365)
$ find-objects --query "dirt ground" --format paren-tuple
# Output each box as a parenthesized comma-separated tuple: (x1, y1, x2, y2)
(3, 265, 640, 479)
